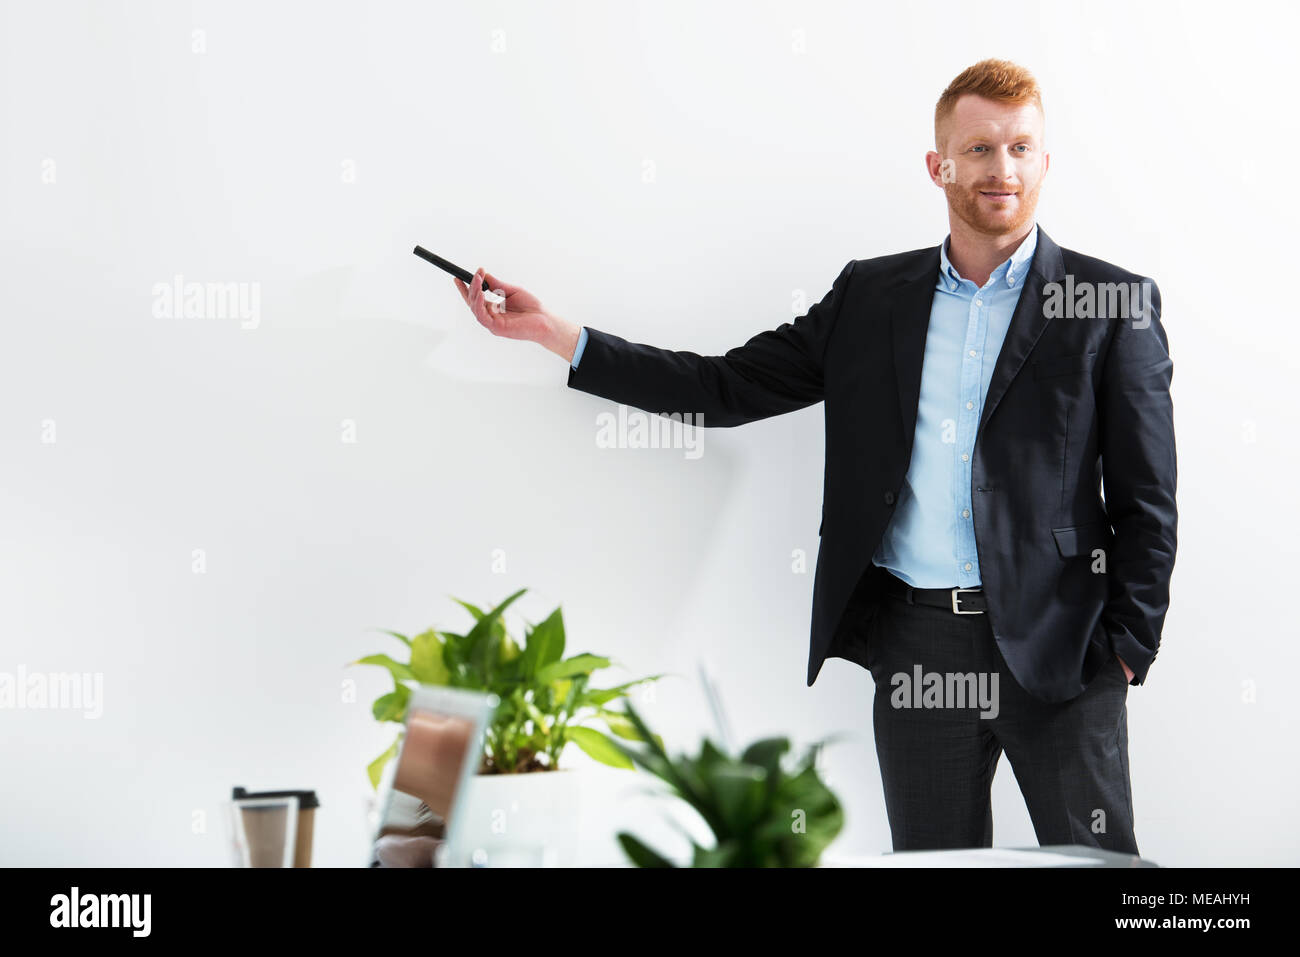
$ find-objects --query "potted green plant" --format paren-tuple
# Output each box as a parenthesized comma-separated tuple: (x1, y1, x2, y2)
(611, 702, 845, 867)
(352, 587, 661, 865)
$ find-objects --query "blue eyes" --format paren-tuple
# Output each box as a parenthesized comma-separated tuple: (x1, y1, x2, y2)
(970, 145, 1030, 153)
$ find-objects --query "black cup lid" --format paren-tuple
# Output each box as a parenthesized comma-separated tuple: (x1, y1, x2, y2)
(232, 787, 320, 809)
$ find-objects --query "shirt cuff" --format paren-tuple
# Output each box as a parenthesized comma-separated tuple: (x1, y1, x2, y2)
(570, 326, 589, 370)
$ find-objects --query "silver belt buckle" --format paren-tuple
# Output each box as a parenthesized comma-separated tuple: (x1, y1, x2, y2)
(951, 587, 982, 614)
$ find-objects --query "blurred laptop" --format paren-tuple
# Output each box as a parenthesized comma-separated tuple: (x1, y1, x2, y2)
(369, 685, 497, 868)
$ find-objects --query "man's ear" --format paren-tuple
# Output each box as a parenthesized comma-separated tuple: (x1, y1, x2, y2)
(925, 150, 946, 188)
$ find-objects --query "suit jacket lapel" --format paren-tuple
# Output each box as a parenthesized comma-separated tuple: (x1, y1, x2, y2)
(889, 250, 941, 448)
(886, 228, 1067, 450)
(976, 227, 1065, 438)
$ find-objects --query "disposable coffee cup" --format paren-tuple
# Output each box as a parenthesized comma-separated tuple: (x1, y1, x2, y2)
(232, 787, 319, 868)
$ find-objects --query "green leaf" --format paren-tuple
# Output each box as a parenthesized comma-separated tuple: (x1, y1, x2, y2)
(468, 630, 502, 685)
(524, 699, 550, 734)
(693, 840, 741, 868)
(707, 765, 768, 836)
(618, 702, 672, 763)
(463, 589, 527, 685)
(579, 675, 664, 707)
(409, 629, 449, 685)
(796, 733, 852, 769)
(617, 832, 676, 868)
(450, 598, 487, 621)
(697, 738, 730, 771)
(603, 702, 845, 867)
(550, 678, 573, 704)
(537, 653, 609, 684)
(618, 832, 681, 868)
(614, 744, 678, 784)
(740, 737, 790, 777)
(598, 709, 663, 748)
(614, 704, 721, 834)
(367, 735, 401, 789)
(352, 654, 413, 683)
(499, 632, 521, 664)
(372, 684, 410, 722)
(566, 726, 634, 769)
(520, 606, 565, 679)
(466, 589, 527, 642)
(371, 629, 412, 649)
(439, 631, 472, 675)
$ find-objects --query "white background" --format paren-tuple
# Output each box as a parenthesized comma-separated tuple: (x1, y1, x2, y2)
(1, 0, 1296, 867)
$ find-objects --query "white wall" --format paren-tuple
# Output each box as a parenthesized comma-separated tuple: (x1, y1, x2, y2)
(1, 0, 1295, 867)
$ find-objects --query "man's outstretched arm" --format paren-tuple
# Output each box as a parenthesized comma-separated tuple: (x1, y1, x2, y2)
(454, 261, 857, 428)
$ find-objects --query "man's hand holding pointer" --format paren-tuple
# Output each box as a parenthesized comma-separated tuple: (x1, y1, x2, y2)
(453, 266, 582, 365)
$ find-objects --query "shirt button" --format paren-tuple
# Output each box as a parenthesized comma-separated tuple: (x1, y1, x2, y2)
(962, 509, 970, 518)
(961, 453, 969, 462)
(969, 350, 977, 358)
(966, 401, 974, 410)
(964, 562, 973, 571)
(975, 298, 983, 306)
(884, 491, 896, 505)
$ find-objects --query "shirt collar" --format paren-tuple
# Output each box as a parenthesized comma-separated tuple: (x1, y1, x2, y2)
(938, 222, 1039, 291)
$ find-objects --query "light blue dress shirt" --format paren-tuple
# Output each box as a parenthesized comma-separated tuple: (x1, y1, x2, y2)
(871, 224, 1039, 588)
(571, 326, 589, 369)
(569, 227, 1039, 589)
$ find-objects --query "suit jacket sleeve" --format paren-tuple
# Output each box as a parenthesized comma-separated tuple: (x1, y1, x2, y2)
(565, 260, 856, 427)
(1098, 277, 1177, 685)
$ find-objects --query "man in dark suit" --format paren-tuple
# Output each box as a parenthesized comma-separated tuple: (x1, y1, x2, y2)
(453, 59, 1176, 855)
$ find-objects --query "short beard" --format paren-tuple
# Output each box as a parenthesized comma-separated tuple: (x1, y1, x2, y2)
(946, 178, 1040, 237)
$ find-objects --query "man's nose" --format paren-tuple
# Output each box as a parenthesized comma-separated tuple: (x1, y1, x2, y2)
(988, 150, 1017, 182)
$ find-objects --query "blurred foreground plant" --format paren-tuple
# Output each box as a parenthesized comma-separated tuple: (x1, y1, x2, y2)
(612, 702, 844, 867)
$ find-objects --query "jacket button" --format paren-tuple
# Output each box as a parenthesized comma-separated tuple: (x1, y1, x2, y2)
(884, 491, 896, 505)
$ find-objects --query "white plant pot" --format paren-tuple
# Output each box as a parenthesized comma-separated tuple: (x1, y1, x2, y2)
(455, 768, 582, 867)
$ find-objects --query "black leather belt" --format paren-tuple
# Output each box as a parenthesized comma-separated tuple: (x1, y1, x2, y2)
(884, 573, 988, 614)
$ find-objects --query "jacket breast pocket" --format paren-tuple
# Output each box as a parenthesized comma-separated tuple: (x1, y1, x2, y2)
(1051, 521, 1112, 558)
(1035, 351, 1098, 380)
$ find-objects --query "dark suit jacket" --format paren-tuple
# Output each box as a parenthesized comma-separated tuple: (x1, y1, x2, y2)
(565, 228, 1176, 703)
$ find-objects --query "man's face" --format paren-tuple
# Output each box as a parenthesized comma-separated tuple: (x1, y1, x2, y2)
(927, 95, 1048, 236)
